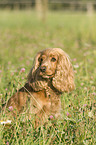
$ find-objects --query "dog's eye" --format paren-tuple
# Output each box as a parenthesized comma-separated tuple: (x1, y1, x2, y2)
(40, 58, 43, 62)
(51, 57, 56, 62)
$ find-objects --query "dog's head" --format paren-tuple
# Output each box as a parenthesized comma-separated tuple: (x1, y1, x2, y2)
(28, 48, 75, 92)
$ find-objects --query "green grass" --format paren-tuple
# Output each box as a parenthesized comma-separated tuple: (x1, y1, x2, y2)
(0, 10, 96, 144)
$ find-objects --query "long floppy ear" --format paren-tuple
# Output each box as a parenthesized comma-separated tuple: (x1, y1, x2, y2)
(52, 52, 75, 93)
(27, 51, 48, 91)
(27, 52, 41, 82)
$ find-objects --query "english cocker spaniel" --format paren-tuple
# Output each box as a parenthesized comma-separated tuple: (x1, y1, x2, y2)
(4, 48, 75, 126)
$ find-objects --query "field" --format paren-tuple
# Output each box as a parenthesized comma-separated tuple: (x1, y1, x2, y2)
(0, 10, 96, 144)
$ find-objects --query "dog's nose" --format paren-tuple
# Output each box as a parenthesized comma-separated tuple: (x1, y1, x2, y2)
(40, 66, 46, 72)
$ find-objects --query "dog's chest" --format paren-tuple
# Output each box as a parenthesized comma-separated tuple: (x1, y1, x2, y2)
(29, 88, 61, 118)
(46, 87, 61, 116)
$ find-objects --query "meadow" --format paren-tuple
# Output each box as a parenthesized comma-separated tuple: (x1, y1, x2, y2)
(0, 10, 96, 144)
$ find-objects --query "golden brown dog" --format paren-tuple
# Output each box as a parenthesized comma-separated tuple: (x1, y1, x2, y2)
(3, 48, 75, 126)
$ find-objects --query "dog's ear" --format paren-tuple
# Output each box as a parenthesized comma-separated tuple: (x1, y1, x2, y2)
(27, 52, 41, 82)
(52, 52, 75, 93)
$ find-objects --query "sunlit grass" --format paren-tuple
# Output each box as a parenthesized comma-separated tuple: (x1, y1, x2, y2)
(0, 10, 96, 144)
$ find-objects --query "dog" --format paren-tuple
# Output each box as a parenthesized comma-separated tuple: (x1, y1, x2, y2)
(3, 48, 75, 127)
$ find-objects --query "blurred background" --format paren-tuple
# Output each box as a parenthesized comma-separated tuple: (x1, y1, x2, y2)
(0, 0, 96, 21)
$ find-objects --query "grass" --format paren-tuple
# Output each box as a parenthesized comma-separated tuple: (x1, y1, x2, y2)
(0, 10, 96, 144)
